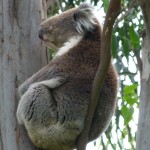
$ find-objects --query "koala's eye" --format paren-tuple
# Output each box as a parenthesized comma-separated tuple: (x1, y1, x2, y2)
(49, 25, 53, 31)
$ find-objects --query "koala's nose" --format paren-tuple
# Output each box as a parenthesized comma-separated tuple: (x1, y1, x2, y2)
(38, 30, 43, 40)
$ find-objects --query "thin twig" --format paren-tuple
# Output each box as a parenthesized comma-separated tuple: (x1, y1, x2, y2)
(114, 0, 139, 29)
(46, 0, 54, 10)
(56, 0, 64, 12)
(76, 1, 121, 150)
(40, 0, 47, 20)
(133, 49, 142, 76)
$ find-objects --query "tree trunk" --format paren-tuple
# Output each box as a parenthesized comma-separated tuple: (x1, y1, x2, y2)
(136, 1, 150, 150)
(0, 0, 48, 150)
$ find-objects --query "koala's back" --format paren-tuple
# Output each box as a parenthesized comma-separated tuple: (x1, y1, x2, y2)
(52, 61, 117, 140)
(43, 29, 118, 143)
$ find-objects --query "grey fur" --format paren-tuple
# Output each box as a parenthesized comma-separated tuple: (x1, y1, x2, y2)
(74, 4, 96, 33)
(16, 3, 118, 150)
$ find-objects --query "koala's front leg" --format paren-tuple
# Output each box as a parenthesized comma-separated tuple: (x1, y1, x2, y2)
(18, 65, 69, 96)
(17, 80, 73, 149)
(17, 82, 58, 126)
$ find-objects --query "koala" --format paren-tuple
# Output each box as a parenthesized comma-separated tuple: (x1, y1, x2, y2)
(16, 3, 118, 150)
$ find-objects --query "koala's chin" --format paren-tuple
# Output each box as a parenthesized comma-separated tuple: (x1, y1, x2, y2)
(16, 3, 118, 150)
(43, 41, 58, 50)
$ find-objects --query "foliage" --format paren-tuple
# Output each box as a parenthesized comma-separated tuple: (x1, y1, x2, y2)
(47, 0, 144, 149)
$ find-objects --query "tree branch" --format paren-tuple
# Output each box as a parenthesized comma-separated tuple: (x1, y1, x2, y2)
(133, 49, 142, 76)
(76, 1, 121, 150)
(114, 0, 139, 29)
(46, 0, 54, 10)
(41, 0, 47, 20)
(56, 0, 64, 12)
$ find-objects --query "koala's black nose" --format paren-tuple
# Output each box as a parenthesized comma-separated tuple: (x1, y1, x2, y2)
(38, 30, 43, 40)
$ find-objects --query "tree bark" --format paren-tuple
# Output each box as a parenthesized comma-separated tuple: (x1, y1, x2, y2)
(0, 0, 48, 150)
(136, 0, 150, 150)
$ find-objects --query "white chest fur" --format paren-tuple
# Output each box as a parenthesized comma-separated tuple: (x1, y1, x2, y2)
(55, 36, 83, 57)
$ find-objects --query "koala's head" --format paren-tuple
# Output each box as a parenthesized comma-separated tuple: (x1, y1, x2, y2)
(38, 3, 97, 49)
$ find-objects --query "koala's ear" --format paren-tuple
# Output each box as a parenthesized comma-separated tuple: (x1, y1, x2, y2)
(73, 3, 97, 33)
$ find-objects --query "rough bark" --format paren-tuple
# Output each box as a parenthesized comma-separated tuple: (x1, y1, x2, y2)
(136, 0, 150, 150)
(0, 0, 48, 150)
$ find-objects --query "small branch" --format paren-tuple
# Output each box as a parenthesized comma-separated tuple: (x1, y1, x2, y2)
(114, 0, 139, 29)
(101, 136, 107, 150)
(76, 1, 121, 150)
(46, 0, 54, 10)
(140, 0, 150, 35)
(56, 0, 64, 12)
(40, 0, 47, 20)
(40, 0, 55, 20)
(133, 49, 142, 76)
(127, 125, 135, 149)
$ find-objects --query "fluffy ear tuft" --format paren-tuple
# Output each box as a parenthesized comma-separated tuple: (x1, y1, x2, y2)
(74, 3, 97, 33)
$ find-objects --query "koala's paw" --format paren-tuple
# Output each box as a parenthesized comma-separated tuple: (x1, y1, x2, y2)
(17, 83, 58, 127)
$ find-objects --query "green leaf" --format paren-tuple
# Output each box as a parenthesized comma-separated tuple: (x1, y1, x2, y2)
(111, 34, 118, 58)
(123, 94, 138, 105)
(118, 27, 130, 58)
(102, 0, 109, 12)
(123, 84, 138, 105)
(129, 25, 140, 49)
(121, 105, 134, 125)
(49, 48, 55, 60)
(124, 84, 138, 94)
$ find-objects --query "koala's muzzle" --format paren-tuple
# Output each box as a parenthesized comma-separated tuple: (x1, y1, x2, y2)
(38, 29, 43, 40)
